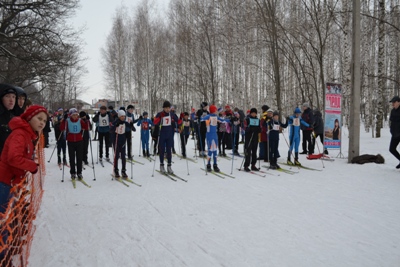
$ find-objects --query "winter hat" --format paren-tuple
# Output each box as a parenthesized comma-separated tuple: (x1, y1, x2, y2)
(183, 112, 189, 116)
(225, 105, 231, 110)
(201, 102, 208, 108)
(234, 112, 239, 117)
(163, 101, 171, 108)
(261, 105, 270, 112)
(302, 102, 309, 108)
(267, 109, 273, 113)
(273, 111, 279, 116)
(246, 110, 250, 114)
(191, 108, 196, 112)
(294, 107, 302, 114)
(21, 105, 48, 122)
(108, 105, 114, 110)
(171, 105, 175, 110)
(250, 108, 257, 114)
(0, 83, 17, 98)
(119, 106, 126, 111)
(389, 96, 400, 103)
(79, 111, 87, 118)
(69, 108, 78, 115)
(209, 105, 217, 114)
(127, 104, 135, 110)
(57, 107, 63, 112)
(143, 111, 148, 116)
(218, 107, 223, 114)
(118, 110, 126, 117)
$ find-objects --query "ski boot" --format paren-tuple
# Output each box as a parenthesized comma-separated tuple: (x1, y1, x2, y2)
(105, 157, 110, 162)
(294, 152, 301, 166)
(182, 152, 186, 159)
(172, 148, 176, 154)
(77, 174, 83, 180)
(287, 152, 294, 165)
(206, 164, 212, 172)
(244, 166, 251, 172)
(121, 170, 128, 179)
(324, 149, 329, 155)
(251, 165, 259, 171)
(213, 164, 220, 172)
(146, 150, 150, 157)
(71, 174, 77, 180)
(143, 150, 146, 157)
(113, 169, 120, 178)
(167, 164, 174, 174)
(160, 164, 166, 173)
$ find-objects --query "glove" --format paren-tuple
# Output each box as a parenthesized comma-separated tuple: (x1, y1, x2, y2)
(64, 113, 68, 119)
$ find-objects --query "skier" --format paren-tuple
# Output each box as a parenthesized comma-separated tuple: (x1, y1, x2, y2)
(92, 106, 112, 162)
(300, 102, 314, 155)
(286, 107, 310, 166)
(217, 108, 228, 157)
(267, 111, 287, 169)
(137, 111, 153, 157)
(110, 110, 133, 178)
(243, 108, 261, 172)
(389, 96, 400, 168)
(60, 108, 89, 180)
(125, 105, 137, 159)
(153, 101, 179, 174)
(79, 111, 92, 165)
(230, 111, 241, 156)
(179, 112, 192, 158)
(201, 105, 229, 172)
(259, 105, 271, 162)
(52, 108, 68, 167)
(196, 102, 209, 157)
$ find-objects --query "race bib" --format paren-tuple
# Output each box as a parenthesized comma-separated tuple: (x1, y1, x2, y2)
(210, 117, 218, 126)
(293, 118, 300, 126)
(234, 120, 240, 125)
(249, 118, 259, 126)
(273, 124, 280, 131)
(184, 121, 190, 127)
(202, 112, 207, 118)
(142, 121, 149, 130)
(99, 115, 109, 127)
(126, 116, 132, 123)
(116, 124, 126, 135)
(162, 116, 171, 126)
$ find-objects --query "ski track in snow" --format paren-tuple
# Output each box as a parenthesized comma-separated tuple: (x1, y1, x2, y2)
(28, 128, 400, 267)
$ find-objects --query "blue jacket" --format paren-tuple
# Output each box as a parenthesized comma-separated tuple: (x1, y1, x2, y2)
(288, 115, 309, 140)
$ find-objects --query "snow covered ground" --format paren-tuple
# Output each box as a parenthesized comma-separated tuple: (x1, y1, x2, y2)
(29, 127, 400, 267)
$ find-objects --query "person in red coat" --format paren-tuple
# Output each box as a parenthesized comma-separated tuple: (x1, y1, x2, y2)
(60, 108, 89, 180)
(0, 105, 47, 213)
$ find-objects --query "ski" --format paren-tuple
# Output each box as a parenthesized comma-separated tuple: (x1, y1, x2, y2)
(77, 178, 91, 188)
(200, 168, 225, 179)
(121, 177, 142, 187)
(71, 179, 76, 189)
(155, 170, 177, 181)
(126, 158, 145, 165)
(175, 154, 197, 163)
(217, 170, 235, 179)
(280, 162, 322, 171)
(111, 175, 130, 187)
(230, 153, 243, 158)
(219, 155, 233, 160)
(237, 168, 266, 177)
(97, 160, 105, 167)
(262, 165, 297, 174)
(258, 169, 278, 176)
(168, 173, 188, 182)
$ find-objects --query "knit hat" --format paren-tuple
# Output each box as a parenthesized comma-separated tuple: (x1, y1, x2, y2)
(119, 106, 126, 111)
(57, 107, 63, 112)
(273, 111, 279, 116)
(118, 110, 126, 117)
(191, 108, 196, 112)
(79, 111, 87, 117)
(69, 108, 78, 115)
(302, 102, 309, 108)
(267, 109, 273, 113)
(21, 105, 48, 122)
(250, 108, 257, 114)
(225, 105, 231, 110)
(201, 102, 208, 108)
(143, 111, 148, 116)
(389, 96, 400, 103)
(183, 112, 189, 116)
(294, 107, 301, 114)
(218, 107, 223, 114)
(261, 105, 270, 112)
(0, 83, 17, 98)
(209, 105, 217, 114)
(127, 104, 135, 110)
(163, 101, 171, 108)
(108, 106, 114, 110)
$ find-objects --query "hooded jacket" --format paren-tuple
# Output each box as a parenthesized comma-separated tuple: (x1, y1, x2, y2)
(0, 117, 38, 186)
(0, 84, 18, 155)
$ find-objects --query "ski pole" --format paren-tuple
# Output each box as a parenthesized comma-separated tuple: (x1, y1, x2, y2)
(48, 131, 64, 163)
(193, 125, 198, 160)
(89, 130, 96, 181)
(151, 128, 161, 177)
(239, 132, 254, 171)
(230, 127, 236, 175)
(112, 128, 119, 179)
(139, 125, 142, 157)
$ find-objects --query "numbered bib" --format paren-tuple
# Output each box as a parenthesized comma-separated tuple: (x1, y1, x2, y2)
(210, 117, 218, 126)
(249, 118, 259, 126)
(293, 118, 300, 127)
(162, 116, 171, 126)
(126, 116, 132, 123)
(67, 118, 81, 134)
(184, 121, 190, 127)
(142, 121, 149, 130)
(273, 124, 280, 131)
(99, 115, 109, 127)
(116, 124, 126, 135)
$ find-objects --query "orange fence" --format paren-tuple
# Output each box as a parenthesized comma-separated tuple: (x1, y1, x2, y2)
(0, 135, 46, 267)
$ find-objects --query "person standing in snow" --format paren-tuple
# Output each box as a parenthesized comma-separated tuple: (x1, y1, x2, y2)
(153, 101, 179, 174)
(92, 106, 112, 162)
(389, 96, 400, 169)
(267, 111, 287, 169)
(243, 108, 261, 172)
(196, 102, 209, 157)
(79, 111, 92, 165)
(287, 107, 309, 166)
(312, 109, 328, 155)
(0, 84, 18, 156)
(137, 111, 153, 158)
(300, 102, 314, 155)
(52, 108, 68, 167)
(178, 112, 192, 158)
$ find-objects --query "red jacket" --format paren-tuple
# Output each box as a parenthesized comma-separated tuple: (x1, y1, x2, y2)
(260, 112, 270, 142)
(60, 117, 89, 142)
(0, 117, 38, 186)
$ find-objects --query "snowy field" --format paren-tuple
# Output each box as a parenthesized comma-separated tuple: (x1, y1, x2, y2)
(29, 126, 400, 267)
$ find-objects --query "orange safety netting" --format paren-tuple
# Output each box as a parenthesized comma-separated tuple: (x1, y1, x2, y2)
(0, 134, 46, 267)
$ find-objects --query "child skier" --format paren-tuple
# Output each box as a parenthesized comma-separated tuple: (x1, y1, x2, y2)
(179, 112, 192, 158)
(79, 111, 92, 165)
(230, 111, 241, 156)
(110, 110, 133, 178)
(92, 106, 112, 162)
(286, 107, 310, 166)
(137, 111, 153, 157)
(267, 111, 288, 169)
(153, 101, 179, 174)
(52, 108, 68, 167)
(243, 108, 261, 172)
(60, 108, 89, 180)
(196, 102, 209, 157)
(201, 105, 229, 172)
(217, 108, 228, 157)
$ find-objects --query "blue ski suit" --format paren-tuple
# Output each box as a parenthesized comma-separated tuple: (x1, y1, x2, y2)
(137, 118, 153, 151)
(201, 114, 229, 165)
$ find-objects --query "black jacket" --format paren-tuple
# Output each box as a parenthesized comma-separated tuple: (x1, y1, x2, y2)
(313, 110, 324, 135)
(301, 107, 314, 131)
(390, 107, 400, 138)
(0, 84, 18, 155)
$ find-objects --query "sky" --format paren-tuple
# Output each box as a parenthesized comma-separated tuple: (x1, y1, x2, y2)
(69, 0, 169, 105)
